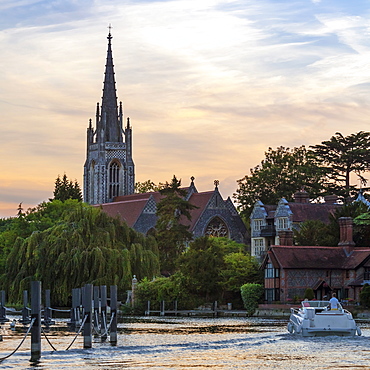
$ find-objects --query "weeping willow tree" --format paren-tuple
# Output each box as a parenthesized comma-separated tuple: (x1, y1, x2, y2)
(2, 205, 159, 305)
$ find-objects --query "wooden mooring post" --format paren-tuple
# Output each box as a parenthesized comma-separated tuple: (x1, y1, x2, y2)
(110, 285, 117, 345)
(145, 300, 151, 316)
(43, 289, 54, 326)
(160, 300, 165, 316)
(83, 284, 93, 349)
(69, 288, 81, 327)
(20, 290, 31, 325)
(30, 281, 41, 362)
(93, 286, 100, 333)
(100, 285, 108, 341)
(0, 290, 8, 323)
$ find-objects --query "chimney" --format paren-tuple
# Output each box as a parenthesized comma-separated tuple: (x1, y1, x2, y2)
(278, 230, 293, 246)
(338, 217, 355, 254)
(294, 189, 309, 203)
(324, 195, 338, 204)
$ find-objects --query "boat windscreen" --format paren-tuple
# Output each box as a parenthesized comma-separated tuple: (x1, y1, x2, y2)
(302, 301, 330, 307)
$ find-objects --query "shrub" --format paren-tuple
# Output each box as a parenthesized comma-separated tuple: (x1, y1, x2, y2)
(135, 273, 201, 314)
(304, 288, 315, 300)
(240, 283, 264, 316)
(360, 284, 370, 308)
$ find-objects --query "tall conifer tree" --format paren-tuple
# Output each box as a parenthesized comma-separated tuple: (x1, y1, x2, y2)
(155, 176, 197, 274)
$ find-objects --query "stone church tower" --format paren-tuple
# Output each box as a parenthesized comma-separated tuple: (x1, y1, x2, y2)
(84, 31, 135, 204)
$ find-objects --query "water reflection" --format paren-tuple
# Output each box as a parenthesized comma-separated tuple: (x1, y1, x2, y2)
(1, 316, 369, 369)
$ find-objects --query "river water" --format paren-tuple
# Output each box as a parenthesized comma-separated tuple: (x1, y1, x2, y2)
(1, 316, 370, 369)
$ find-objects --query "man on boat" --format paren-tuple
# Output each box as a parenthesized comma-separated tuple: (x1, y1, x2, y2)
(329, 293, 339, 310)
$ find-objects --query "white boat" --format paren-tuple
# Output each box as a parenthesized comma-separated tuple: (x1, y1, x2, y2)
(287, 300, 362, 337)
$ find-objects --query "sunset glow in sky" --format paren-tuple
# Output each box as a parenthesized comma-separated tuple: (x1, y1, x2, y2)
(1, 0, 370, 217)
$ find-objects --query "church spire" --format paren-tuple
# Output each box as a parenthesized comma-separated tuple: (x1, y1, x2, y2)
(100, 27, 122, 143)
(84, 29, 135, 205)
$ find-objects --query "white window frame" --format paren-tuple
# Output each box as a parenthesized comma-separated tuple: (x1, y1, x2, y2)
(276, 217, 288, 230)
(253, 238, 265, 256)
(253, 219, 264, 231)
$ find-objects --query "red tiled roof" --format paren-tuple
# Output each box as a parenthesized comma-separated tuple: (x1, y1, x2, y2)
(269, 245, 370, 270)
(98, 192, 165, 227)
(287, 202, 340, 224)
(97, 190, 215, 231)
(343, 250, 370, 269)
(97, 199, 149, 227)
(113, 192, 162, 203)
(180, 191, 214, 229)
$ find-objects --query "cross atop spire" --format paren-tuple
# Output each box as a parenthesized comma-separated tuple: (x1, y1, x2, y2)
(108, 24, 113, 40)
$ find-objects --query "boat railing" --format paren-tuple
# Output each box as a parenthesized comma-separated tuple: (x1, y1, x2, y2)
(290, 307, 300, 314)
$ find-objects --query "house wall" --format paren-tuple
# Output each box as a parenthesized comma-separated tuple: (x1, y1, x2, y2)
(265, 268, 360, 303)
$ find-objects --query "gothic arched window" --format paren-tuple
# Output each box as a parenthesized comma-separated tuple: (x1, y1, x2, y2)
(109, 161, 120, 199)
(205, 217, 229, 238)
(89, 161, 96, 203)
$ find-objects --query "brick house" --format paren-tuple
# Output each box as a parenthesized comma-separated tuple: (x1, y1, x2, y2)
(261, 217, 370, 303)
(250, 190, 341, 259)
(97, 178, 248, 244)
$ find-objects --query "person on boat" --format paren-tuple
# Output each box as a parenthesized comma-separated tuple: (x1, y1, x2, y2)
(303, 298, 310, 307)
(329, 293, 339, 310)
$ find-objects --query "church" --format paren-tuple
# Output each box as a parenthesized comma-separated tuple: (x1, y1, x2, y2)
(83, 31, 248, 245)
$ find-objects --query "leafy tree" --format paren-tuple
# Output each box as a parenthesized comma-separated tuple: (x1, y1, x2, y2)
(310, 131, 370, 199)
(294, 202, 370, 247)
(0, 204, 159, 305)
(134, 237, 261, 311)
(155, 175, 197, 274)
(235, 146, 325, 217)
(178, 237, 260, 303)
(327, 201, 370, 247)
(240, 283, 264, 316)
(294, 220, 333, 246)
(359, 284, 370, 308)
(353, 210, 370, 247)
(0, 200, 82, 274)
(52, 174, 82, 202)
(220, 252, 263, 293)
(135, 180, 165, 193)
(135, 273, 198, 313)
(0, 200, 83, 255)
(178, 236, 226, 301)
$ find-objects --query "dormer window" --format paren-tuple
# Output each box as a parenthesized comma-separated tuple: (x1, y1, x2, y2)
(276, 217, 288, 230)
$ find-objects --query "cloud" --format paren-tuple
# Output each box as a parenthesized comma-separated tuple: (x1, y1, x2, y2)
(1, 0, 370, 216)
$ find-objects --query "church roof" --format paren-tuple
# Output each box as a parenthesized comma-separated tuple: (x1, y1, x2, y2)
(114, 192, 162, 203)
(98, 188, 219, 231)
(98, 198, 149, 227)
(180, 191, 214, 229)
(98, 192, 161, 227)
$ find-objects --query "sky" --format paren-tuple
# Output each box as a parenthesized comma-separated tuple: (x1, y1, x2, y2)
(1, 0, 370, 218)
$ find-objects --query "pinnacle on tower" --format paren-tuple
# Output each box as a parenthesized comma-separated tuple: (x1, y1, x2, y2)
(99, 28, 121, 143)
